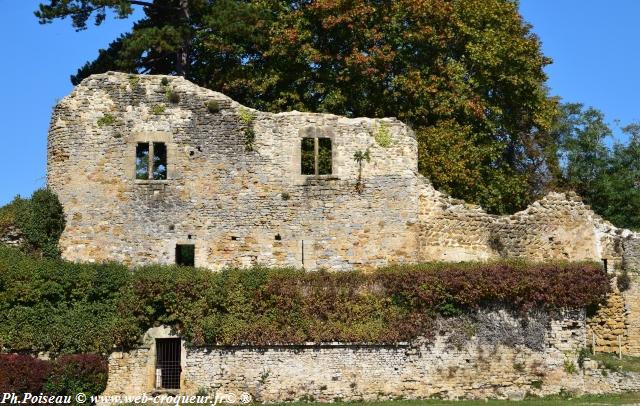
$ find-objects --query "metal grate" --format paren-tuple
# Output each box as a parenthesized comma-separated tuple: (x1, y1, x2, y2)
(156, 338, 181, 389)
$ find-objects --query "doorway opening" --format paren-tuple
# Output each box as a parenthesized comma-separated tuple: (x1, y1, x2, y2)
(156, 338, 181, 389)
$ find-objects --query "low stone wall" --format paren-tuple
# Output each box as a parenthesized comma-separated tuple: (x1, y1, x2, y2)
(105, 309, 596, 401)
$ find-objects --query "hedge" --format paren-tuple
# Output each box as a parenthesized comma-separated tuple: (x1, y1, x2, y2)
(0, 245, 610, 352)
(0, 354, 107, 399)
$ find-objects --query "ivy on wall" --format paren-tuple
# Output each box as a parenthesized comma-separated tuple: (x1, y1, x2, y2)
(0, 245, 609, 353)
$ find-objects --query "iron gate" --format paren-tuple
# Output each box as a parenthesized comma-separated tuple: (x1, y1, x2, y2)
(156, 338, 181, 389)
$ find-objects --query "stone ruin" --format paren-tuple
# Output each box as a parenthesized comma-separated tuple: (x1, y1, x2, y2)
(42, 72, 640, 400)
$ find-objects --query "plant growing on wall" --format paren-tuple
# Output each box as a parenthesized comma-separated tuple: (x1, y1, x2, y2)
(151, 104, 165, 115)
(353, 149, 371, 193)
(96, 113, 116, 127)
(205, 100, 220, 113)
(374, 122, 393, 148)
(239, 107, 257, 151)
(166, 89, 180, 104)
(128, 75, 139, 89)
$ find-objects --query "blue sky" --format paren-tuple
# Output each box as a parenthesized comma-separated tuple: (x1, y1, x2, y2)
(0, 0, 639, 205)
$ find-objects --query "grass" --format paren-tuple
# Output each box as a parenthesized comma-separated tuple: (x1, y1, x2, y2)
(272, 393, 640, 406)
(590, 352, 640, 373)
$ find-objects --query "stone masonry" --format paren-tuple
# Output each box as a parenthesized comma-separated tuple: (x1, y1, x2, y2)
(47, 72, 640, 272)
(46, 72, 640, 400)
(105, 309, 605, 401)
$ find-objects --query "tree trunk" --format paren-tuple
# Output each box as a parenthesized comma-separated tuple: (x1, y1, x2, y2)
(176, 0, 191, 77)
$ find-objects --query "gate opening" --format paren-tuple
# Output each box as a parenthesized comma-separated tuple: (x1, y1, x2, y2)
(156, 338, 181, 389)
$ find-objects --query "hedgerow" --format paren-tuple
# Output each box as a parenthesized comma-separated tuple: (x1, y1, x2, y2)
(0, 245, 610, 353)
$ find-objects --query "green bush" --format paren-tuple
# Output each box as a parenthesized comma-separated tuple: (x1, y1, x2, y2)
(0, 244, 610, 352)
(0, 189, 65, 258)
(44, 354, 108, 403)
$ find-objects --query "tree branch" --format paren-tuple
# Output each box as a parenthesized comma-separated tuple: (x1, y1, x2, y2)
(127, 0, 179, 10)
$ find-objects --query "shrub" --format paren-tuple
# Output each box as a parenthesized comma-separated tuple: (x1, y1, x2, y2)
(0, 196, 27, 234)
(617, 268, 631, 292)
(96, 114, 116, 127)
(166, 89, 180, 104)
(0, 189, 65, 258)
(18, 189, 65, 259)
(373, 122, 392, 147)
(0, 354, 51, 395)
(151, 104, 165, 115)
(0, 246, 134, 353)
(44, 354, 108, 400)
(128, 75, 140, 88)
(160, 77, 170, 86)
(205, 100, 220, 113)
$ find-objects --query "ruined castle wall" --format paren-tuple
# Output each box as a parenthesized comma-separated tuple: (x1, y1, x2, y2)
(417, 181, 628, 264)
(47, 72, 640, 272)
(48, 72, 420, 271)
(105, 310, 594, 401)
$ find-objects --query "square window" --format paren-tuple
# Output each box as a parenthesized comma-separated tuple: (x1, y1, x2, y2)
(175, 244, 195, 267)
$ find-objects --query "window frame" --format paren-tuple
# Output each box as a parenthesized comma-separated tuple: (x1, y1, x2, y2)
(297, 126, 336, 179)
(128, 132, 173, 182)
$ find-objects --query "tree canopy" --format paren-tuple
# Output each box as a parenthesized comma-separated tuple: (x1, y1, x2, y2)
(38, 0, 559, 213)
(554, 103, 640, 230)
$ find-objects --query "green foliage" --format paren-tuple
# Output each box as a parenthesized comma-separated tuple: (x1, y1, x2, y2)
(530, 380, 543, 390)
(0, 246, 136, 353)
(151, 104, 165, 115)
(578, 347, 590, 369)
(205, 100, 220, 113)
(590, 352, 640, 373)
(0, 197, 24, 234)
(554, 103, 640, 230)
(239, 108, 257, 151)
(563, 359, 577, 375)
(96, 113, 116, 127)
(617, 269, 631, 292)
(127, 75, 139, 88)
(165, 89, 180, 104)
(36, 0, 558, 213)
(374, 123, 392, 148)
(1, 189, 66, 258)
(238, 107, 255, 124)
(0, 245, 610, 353)
(353, 149, 371, 193)
(160, 77, 170, 86)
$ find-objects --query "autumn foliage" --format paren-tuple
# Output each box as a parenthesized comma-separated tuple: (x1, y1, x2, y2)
(0, 246, 609, 351)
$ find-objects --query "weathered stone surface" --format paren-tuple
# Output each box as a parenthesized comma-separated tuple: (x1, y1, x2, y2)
(46, 72, 640, 399)
(105, 309, 595, 401)
(47, 72, 640, 271)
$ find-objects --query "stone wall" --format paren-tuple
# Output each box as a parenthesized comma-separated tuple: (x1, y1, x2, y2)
(104, 309, 607, 401)
(48, 71, 640, 271)
(48, 72, 419, 271)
